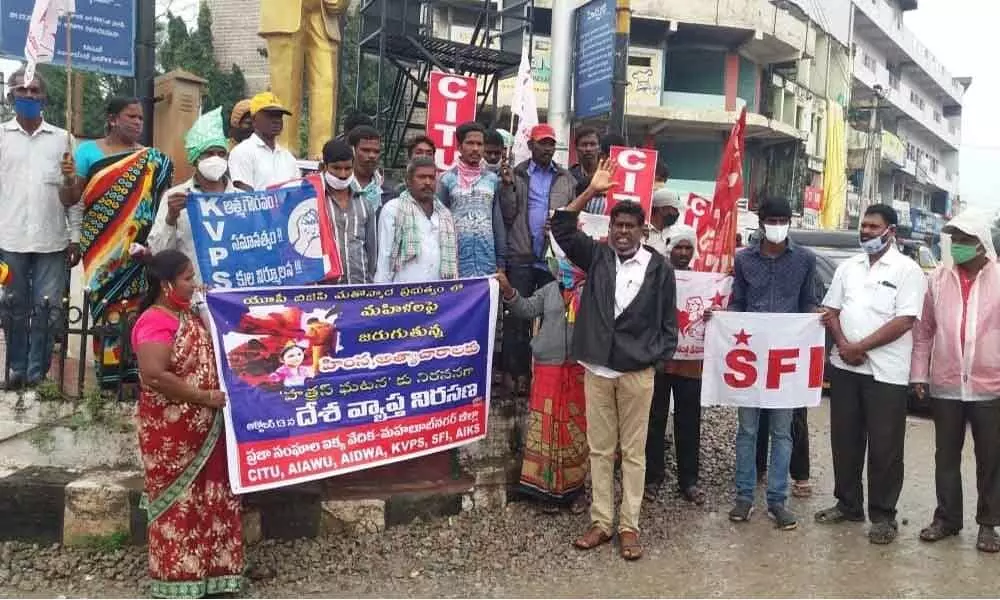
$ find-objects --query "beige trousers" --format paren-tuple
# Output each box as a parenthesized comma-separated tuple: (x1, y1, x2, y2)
(262, 0, 339, 159)
(584, 367, 655, 534)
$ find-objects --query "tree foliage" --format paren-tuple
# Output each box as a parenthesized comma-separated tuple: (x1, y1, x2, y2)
(158, 1, 246, 115)
(337, 8, 396, 131)
(29, 1, 245, 138)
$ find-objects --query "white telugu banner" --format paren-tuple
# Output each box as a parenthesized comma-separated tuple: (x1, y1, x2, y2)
(673, 271, 733, 360)
(701, 312, 826, 409)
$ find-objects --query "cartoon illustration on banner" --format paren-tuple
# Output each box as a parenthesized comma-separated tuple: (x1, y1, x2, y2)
(205, 278, 500, 494)
(673, 271, 733, 360)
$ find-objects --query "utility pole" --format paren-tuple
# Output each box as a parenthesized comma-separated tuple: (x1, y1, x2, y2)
(609, 0, 631, 136)
(135, 0, 157, 146)
(548, 0, 573, 166)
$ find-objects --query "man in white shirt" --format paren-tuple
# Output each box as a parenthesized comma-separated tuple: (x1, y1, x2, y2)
(0, 68, 79, 390)
(551, 160, 678, 561)
(816, 203, 927, 545)
(374, 157, 458, 283)
(228, 92, 300, 191)
(148, 108, 236, 286)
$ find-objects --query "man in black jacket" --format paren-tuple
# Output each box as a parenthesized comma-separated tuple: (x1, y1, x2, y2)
(553, 160, 678, 561)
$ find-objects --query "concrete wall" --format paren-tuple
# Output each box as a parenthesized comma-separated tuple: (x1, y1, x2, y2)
(206, 0, 270, 94)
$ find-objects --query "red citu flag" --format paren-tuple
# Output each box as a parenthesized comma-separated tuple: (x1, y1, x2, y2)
(697, 107, 746, 274)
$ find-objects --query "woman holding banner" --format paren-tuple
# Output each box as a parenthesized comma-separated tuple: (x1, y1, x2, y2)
(131, 249, 243, 598)
(74, 97, 174, 387)
(497, 257, 589, 514)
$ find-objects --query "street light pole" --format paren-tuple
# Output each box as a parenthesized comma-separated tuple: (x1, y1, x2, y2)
(135, 0, 157, 146)
(548, 0, 573, 165)
(609, 0, 631, 136)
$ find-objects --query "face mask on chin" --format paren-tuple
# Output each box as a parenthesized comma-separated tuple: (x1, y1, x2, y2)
(324, 172, 354, 191)
(860, 230, 892, 255)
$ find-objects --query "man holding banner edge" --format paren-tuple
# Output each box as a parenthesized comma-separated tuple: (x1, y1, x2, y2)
(705, 197, 819, 531)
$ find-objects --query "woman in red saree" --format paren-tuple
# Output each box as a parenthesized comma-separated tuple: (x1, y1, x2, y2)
(131, 250, 243, 598)
(498, 257, 589, 514)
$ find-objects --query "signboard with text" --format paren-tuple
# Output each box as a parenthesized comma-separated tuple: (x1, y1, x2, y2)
(573, 0, 615, 119)
(187, 177, 342, 288)
(606, 146, 657, 218)
(0, 0, 136, 76)
(207, 279, 499, 494)
(426, 71, 478, 171)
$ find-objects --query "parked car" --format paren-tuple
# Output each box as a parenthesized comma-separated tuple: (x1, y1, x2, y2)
(898, 239, 939, 273)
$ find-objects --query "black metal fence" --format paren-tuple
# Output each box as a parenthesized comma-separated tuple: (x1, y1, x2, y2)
(0, 291, 140, 402)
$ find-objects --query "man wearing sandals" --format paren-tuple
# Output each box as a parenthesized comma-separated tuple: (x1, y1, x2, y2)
(817, 204, 926, 544)
(707, 198, 818, 531)
(552, 160, 678, 561)
(910, 210, 1000, 553)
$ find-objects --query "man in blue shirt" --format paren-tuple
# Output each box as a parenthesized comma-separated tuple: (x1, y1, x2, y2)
(707, 198, 818, 530)
(499, 124, 577, 395)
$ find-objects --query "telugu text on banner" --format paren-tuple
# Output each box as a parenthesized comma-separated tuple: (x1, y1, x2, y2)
(205, 278, 499, 494)
(701, 312, 826, 409)
(187, 177, 342, 289)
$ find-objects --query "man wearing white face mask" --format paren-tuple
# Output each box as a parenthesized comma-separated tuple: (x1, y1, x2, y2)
(321, 138, 376, 284)
(709, 197, 818, 530)
(148, 108, 235, 286)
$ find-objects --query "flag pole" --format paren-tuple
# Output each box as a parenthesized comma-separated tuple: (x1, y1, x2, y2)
(64, 11, 74, 149)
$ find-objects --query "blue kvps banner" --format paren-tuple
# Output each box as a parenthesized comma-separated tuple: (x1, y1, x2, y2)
(204, 278, 499, 493)
(187, 177, 342, 289)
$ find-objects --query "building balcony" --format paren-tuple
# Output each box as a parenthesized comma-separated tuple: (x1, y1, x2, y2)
(853, 1, 965, 106)
(852, 53, 959, 151)
(532, 0, 807, 64)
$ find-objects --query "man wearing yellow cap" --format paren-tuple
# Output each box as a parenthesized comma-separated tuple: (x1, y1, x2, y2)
(228, 92, 300, 191)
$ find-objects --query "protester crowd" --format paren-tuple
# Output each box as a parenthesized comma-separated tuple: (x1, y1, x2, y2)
(3, 69, 1000, 598)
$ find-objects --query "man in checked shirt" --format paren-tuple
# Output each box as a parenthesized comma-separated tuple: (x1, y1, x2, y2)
(705, 197, 819, 530)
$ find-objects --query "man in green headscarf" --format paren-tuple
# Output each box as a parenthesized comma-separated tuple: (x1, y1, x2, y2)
(148, 107, 236, 285)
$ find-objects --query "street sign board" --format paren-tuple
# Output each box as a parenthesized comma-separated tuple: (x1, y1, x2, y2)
(0, 0, 136, 77)
(573, 0, 615, 120)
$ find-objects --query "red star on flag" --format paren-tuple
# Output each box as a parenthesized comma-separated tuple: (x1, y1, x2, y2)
(733, 328, 752, 346)
(710, 291, 728, 307)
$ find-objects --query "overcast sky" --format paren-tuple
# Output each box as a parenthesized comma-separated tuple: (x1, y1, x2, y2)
(904, 0, 994, 211)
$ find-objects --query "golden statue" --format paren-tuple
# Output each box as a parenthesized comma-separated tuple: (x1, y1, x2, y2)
(259, 0, 348, 159)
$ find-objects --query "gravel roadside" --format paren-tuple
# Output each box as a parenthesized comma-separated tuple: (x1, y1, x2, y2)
(0, 408, 737, 598)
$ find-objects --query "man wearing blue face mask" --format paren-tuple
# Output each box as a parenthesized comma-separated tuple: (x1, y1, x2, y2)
(817, 203, 927, 545)
(0, 68, 79, 390)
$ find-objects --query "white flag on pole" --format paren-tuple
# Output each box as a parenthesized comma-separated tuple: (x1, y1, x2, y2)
(23, 0, 76, 85)
(510, 51, 538, 166)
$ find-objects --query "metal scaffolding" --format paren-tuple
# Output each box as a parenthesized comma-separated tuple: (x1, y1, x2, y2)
(355, 0, 533, 167)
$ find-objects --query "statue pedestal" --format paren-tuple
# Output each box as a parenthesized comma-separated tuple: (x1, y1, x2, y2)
(153, 69, 208, 182)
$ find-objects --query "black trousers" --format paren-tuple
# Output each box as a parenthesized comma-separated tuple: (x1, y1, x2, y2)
(757, 407, 810, 481)
(931, 397, 1000, 529)
(644, 371, 702, 490)
(501, 265, 554, 377)
(829, 367, 908, 523)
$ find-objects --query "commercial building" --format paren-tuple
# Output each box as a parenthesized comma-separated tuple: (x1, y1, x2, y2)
(846, 0, 968, 237)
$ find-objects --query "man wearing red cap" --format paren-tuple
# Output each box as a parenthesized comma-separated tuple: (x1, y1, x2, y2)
(498, 123, 578, 395)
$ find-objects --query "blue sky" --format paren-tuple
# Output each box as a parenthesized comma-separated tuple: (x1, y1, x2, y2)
(905, 0, 996, 211)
